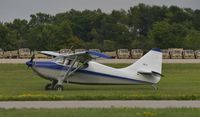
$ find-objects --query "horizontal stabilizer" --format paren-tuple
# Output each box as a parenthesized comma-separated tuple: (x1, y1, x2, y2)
(138, 69, 152, 74)
(138, 69, 164, 77)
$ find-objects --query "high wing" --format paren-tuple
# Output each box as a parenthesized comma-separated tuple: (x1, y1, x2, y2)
(41, 51, 62, 57)
(40, 50, 111, 59)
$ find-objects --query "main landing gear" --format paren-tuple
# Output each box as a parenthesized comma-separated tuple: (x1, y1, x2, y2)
(44, 56, 87, 91)
(151, 84, 158, 90)
(45, 80, 64, 91)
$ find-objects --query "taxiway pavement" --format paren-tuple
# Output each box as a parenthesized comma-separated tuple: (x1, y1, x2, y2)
(1, 101, 200, 109)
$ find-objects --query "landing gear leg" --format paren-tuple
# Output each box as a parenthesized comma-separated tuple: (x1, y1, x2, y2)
(54, 84, 64, 91)
(151, 84, 158, 90)
(54, 80, 64, 91)
(45, 80, 57, 90)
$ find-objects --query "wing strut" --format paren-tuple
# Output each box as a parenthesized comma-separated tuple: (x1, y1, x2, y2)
(58, 56, 87, 85)
(61, 56, 78, 83)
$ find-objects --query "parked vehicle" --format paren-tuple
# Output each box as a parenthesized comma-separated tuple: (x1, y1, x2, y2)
(3, 51, 11, 58)
(0, 48, 3, 58)
(103, 51, 117, 59)
(131, 49, 143, 59)
(18, 48, 31, 58)
(4, 50, 18, 58)
(182, 50, 195, 59)
(11, 50, 18, 58)
(34, 51, 49, 59)
(195, 50, 200, 59)
(161, 49, 170, 59)
(116, 49, 130, 59)
(169, 48, 183, 59)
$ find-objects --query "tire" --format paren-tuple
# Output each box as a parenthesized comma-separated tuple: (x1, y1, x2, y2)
(45, 83, 52, 90)
(54, 85, 64, 91)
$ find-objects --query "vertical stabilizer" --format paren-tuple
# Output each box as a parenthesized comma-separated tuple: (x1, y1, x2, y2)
(123, 48, 162, 75)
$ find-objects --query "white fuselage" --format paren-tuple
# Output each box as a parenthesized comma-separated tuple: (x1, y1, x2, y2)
(32, 61, 160, 85)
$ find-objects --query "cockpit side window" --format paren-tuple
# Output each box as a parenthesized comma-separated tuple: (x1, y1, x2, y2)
(54, 56, 65, 64)
(53, 56, 89, 69)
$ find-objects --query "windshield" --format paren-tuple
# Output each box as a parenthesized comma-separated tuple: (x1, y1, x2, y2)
(75, 49, 85, 53)
(53, 56, 65, 64)
(53, 56, 73, 66)
(60, 49, 73, 54)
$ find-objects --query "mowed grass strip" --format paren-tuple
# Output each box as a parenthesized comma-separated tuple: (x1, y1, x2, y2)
(0, 63, 200, 100)
(0, 108, 200, 117)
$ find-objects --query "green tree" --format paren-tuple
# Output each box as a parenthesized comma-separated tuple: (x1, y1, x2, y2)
(56, 21, 73, 48)
(5, 19, 28, 48)
(128, 4, 166, 36)
(66, 36, 84, 49)
(29, 13, 53, 27)
(184, 30, 200, 50)
(192, 10, 200, 30)
(149, 21, 187, 48)
(0, 23, 17, 50)
(1, 4, 200, 51)
(103, 40, 115, 51)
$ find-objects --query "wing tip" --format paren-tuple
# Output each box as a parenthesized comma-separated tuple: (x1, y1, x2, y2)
(151, 48, 161, 53)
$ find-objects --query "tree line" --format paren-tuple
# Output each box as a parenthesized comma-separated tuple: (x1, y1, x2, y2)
(0, 3, 200, 51)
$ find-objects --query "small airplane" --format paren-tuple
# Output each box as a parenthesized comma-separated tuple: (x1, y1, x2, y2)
(26, 48, 162, 91)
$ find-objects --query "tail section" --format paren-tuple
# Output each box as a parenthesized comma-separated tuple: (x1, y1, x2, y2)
(123, 48, 162, 75)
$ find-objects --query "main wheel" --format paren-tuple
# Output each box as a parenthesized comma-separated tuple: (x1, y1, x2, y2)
(45, 83, 53, 90)
(54, 85, 64, 91)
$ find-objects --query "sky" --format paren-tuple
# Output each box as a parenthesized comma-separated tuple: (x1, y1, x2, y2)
(0, 0, 200, 22)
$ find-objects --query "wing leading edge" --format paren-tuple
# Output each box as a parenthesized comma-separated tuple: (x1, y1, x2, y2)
(40, 50, 111, 59)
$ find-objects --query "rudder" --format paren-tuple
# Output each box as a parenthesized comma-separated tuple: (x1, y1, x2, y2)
(123, 48, 162, 75)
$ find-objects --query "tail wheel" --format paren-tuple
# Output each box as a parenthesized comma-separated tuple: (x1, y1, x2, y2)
(54, 85, 64, 91)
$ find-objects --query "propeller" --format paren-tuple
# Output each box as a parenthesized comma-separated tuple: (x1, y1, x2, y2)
(30, 53, 35, 63)
(26, 53, 35, 69)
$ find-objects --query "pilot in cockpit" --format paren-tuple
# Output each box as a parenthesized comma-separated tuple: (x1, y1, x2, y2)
(64, 59, 72, 65)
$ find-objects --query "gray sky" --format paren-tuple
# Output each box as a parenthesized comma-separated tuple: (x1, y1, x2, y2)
(0, 0, 200, 22)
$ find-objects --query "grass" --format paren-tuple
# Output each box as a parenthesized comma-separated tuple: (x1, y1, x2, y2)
(0, 108, 200, 117)
(0, 63, 200, 100)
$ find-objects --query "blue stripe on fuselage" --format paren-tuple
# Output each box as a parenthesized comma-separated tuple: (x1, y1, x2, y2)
(34, 61, 66, 70)
(77, 70, 152, 84)
(33, 61, 152, 84)
(151, 48, 161, 53)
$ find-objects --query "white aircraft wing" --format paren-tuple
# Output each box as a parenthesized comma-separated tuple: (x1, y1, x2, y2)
(40, 51, 62, 57)
(40, 50, 111, 59)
